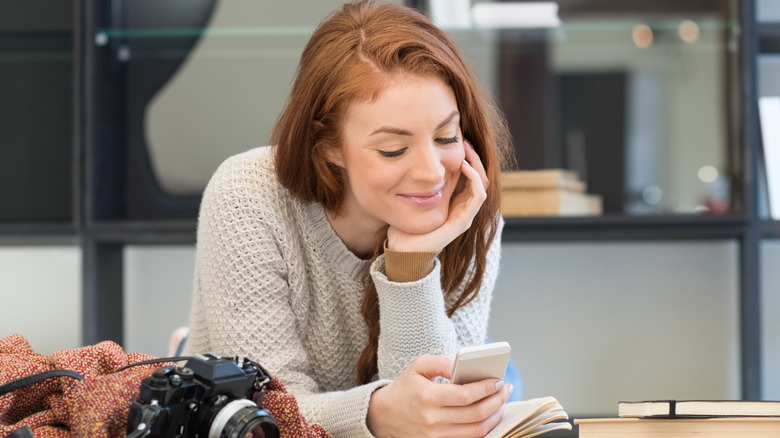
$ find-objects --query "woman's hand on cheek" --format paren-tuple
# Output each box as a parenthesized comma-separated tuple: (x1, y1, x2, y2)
(447, 140, 489, 232)
(387, 140, 488, 253)
(366, 354, 512, 438)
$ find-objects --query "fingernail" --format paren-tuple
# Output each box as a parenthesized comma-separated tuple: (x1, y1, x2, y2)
(465, 140, 473, 149)
(495, 381, 506, 391)
(462, 159, 471, 167)
(507, 384, 514, 394)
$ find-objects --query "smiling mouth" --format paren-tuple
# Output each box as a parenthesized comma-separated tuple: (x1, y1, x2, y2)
(399, 190, 444, 207)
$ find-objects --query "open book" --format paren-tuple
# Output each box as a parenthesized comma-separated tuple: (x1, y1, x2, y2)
(486, 396, 571, 438)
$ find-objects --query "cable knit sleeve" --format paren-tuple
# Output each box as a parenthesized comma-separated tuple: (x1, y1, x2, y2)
(369, 218, 504, 379)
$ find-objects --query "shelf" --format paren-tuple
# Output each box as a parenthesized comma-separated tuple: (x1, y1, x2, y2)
(502, 214, 747, 242)
(760, 22, 780, 53)
(86, 220, 197, 244)
(94, 26, 314, 40)
(0, 223, 78, 244)
(761, 220, 780, 239)
(87, 216, 751, 243)
(0, 216, 753, 245)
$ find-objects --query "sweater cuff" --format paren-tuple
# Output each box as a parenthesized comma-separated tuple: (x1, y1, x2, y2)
(384, 244, 439, 283)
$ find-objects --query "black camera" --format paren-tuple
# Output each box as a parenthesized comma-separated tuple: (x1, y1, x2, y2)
(126, 353, 279, 438)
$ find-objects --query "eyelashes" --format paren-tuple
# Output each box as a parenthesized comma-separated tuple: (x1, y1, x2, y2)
(436, 135, 460, 145)
(377, 136, 460, 158)
(378, 148, 406, 158)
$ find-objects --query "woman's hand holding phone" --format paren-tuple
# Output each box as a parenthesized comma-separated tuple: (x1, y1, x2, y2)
(367, 353, 514, 438)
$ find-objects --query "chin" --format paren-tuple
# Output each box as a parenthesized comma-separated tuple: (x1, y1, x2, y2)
(395, 213, 448, 235)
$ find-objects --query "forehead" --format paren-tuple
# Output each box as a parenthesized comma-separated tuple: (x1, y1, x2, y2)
(343, 74, 458, 126)
(362, 72, 452, 102)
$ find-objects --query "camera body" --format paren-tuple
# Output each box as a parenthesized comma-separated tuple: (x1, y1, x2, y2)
(127, 353, 279, 438)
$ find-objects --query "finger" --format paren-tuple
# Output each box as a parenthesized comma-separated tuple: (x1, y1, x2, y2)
(439, 382, 513, 423)
(453, 170, 467, 198)
(408, 354, 456, 381)
(449, 395, 508, 429)
(439, 160, 485, 237)
(425, 405, 506, 438)
(460, 160, 487, 203)
(464, 140, 489, 189)
(439, 377, 510, 409)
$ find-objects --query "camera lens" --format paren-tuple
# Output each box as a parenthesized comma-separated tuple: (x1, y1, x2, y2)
(208, 399, 279, 438)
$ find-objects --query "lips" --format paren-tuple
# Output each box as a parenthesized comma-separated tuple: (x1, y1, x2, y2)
(398, 189, 444, 207)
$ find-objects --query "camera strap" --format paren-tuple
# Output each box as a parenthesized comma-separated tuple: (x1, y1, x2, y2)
(0, 356, 194, 398)
(113, 355, 194, 373)
(0, 369, 84, 397)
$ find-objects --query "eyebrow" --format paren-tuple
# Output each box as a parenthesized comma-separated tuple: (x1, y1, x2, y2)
(369, 110, 460, 136)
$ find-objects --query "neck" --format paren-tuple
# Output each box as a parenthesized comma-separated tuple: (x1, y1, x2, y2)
(326, 209, 383, 259)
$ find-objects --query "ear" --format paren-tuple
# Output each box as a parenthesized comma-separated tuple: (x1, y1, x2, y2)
(323, 144, 345, 168)
(312, 120, 345, 168)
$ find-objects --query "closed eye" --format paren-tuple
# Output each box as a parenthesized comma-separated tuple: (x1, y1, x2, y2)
(378, 148, 407, 158)
(436, 135, 460, 145)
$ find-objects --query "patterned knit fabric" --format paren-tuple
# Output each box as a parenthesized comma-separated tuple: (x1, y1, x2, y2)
(0, 334, 163, 437)
(0, 334, 331, 438)
(184, 146, 503, 437)
(264, 377, 331, 438)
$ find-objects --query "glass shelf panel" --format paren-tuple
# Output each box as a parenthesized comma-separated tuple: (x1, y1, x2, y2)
(0, 1, 74, 223)
(449, 1, 742, 216)
(93, 0, 743, 219)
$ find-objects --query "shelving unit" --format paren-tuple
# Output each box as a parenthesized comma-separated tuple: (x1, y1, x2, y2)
(760, 22, 780, 52)
(1, 0, 776, 403)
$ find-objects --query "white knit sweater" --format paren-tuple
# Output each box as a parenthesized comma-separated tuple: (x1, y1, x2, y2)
(184, 146, 503, 437)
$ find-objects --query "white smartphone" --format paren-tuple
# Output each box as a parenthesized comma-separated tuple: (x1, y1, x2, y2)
(450, 341, 511, 384)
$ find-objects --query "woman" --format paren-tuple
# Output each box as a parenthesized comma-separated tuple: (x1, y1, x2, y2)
(184, 1, 514, 436)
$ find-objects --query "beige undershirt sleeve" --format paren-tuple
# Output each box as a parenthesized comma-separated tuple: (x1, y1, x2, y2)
(384, 240, 440, 283)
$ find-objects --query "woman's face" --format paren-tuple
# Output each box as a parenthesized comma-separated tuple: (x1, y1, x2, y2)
(330, 74, 466, 236)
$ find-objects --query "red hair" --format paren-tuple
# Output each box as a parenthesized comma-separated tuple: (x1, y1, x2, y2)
(271, 0, 512, 384)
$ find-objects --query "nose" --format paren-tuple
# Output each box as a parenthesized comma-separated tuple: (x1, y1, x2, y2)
(410, 142, 446, 183)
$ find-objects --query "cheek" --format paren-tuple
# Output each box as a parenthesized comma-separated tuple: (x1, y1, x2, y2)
(444, 147, 466, 175)
(353, 162, 399, 195)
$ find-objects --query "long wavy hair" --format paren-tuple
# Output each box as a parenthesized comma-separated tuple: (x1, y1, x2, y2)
(271, 0, 512, 384)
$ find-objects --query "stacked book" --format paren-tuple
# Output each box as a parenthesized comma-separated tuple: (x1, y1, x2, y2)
(500, 169, 602, 217)
(575, 399, 780, 437)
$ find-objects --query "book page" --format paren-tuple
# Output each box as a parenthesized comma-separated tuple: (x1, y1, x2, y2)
(498, 408, 569, 437)
(520, 421, 575, 438)
(484, 396, 572, 438)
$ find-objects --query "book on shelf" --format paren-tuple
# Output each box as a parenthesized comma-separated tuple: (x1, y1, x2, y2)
(501, 169, 585, 192)
(618, 399, 780, 418)
(759, 96, 780, 220)
(500, 169, 602, 217)
(575, 417, 780, 438)
(486, 396, 571, 438)
(501, 188, 602, 217)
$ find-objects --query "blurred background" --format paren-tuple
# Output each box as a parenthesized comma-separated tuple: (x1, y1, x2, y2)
(2, 0, 780, 424)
